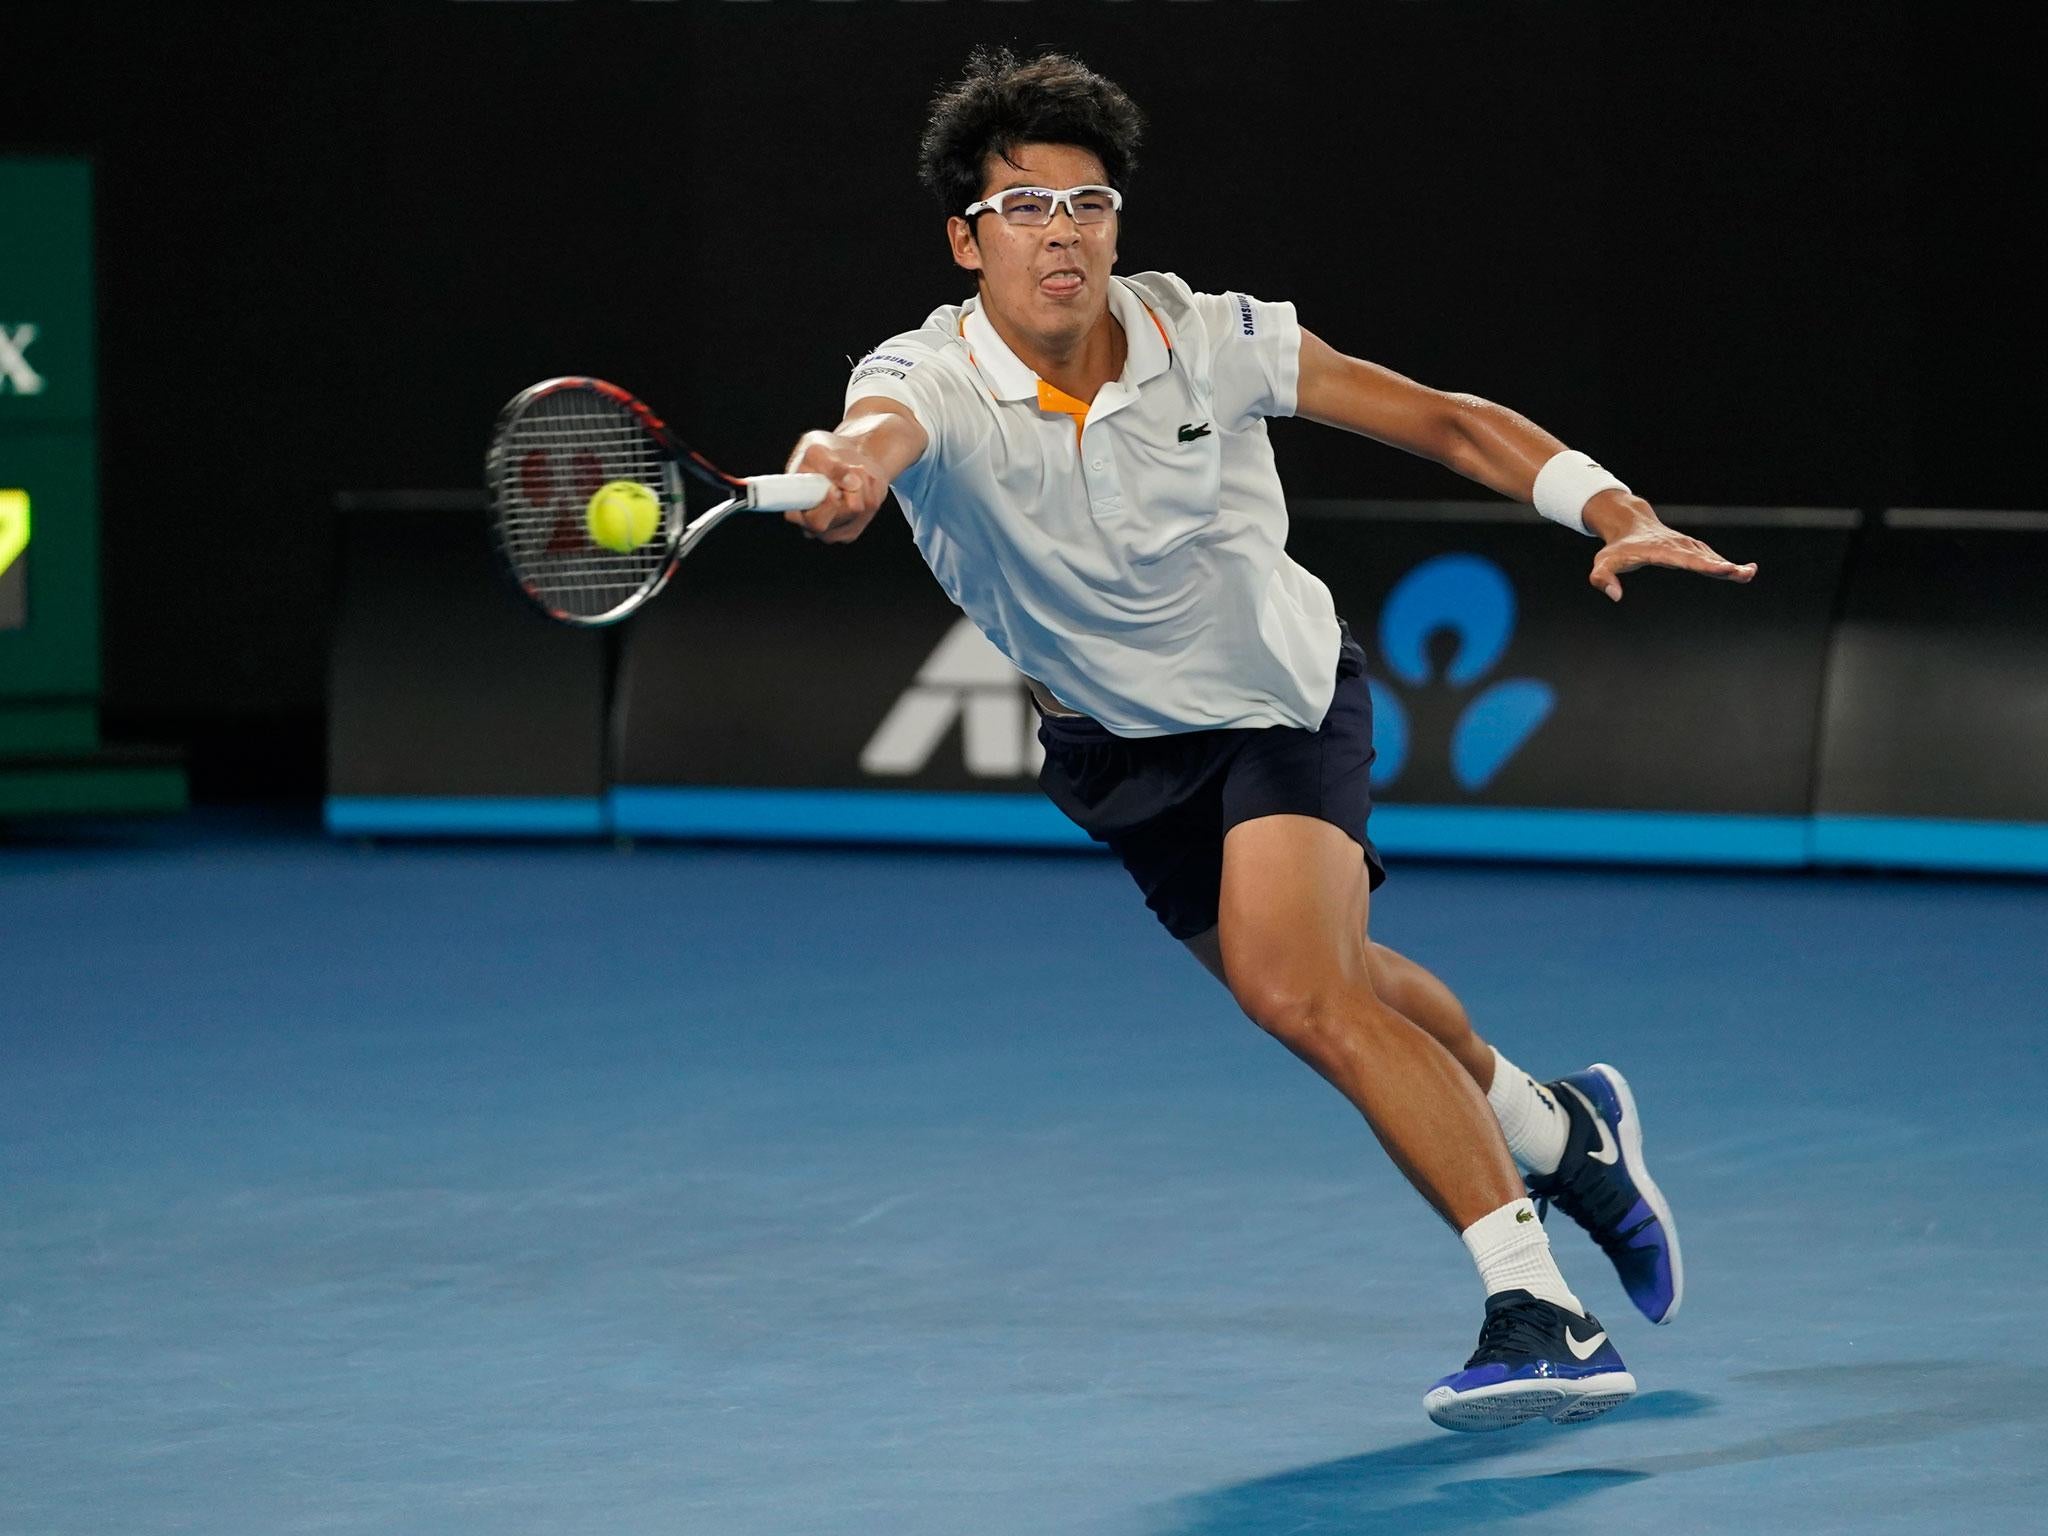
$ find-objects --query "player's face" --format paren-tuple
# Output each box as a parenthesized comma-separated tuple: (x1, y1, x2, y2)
(948, 143, 1119, 346)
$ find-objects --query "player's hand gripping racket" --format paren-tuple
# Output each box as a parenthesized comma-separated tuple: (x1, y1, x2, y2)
(485, 376, 828, 625)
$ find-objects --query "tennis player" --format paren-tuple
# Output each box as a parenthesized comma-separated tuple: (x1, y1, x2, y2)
(784, 48, 1752, 1432)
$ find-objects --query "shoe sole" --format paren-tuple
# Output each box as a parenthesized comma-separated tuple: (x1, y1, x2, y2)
(1424, 1371, 1638, 1432)
(1592, 1062, 1684, 1324)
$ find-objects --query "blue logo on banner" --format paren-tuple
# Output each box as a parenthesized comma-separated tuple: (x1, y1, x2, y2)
(1368, 554, 1555, 792)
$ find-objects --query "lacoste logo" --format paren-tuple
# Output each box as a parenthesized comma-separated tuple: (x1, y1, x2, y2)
(1566, 1324, 1608, 1360)
(1560, 1082, 1619, 1165)
(1366, 554, 1554, 793)
(1177, 422, 1212, 442)
(1515, 1207, 1534, 1224)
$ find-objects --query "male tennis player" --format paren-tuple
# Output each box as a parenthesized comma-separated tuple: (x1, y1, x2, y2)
(784, 49, 1752, 1432)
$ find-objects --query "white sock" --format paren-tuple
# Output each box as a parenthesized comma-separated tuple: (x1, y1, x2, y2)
(1486, 1048, 1569, 1177)
(1461, 1198, 1583, 1313)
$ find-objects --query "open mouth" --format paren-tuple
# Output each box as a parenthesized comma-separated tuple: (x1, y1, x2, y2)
(1039, 270, 1084, 298)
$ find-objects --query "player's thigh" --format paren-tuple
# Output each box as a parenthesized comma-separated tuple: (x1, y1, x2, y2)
(1215, 812, 1375, 1028)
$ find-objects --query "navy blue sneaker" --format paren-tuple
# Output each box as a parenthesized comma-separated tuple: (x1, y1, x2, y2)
(1526, 1063, 1684, 1324)
(1424, 1289, 1636, 1431)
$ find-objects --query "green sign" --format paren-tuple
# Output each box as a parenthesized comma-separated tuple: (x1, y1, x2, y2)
(0, 159, 100, 714)
(0, 157, 183, 808)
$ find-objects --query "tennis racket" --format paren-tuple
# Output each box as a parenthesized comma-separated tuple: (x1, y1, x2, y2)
(485, 376, 829, 626)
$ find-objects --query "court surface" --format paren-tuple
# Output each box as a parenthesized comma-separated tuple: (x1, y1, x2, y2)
(6, 813, 2045, 1535)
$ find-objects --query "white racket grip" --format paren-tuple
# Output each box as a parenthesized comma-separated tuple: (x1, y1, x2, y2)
(744, 473, 834, 513)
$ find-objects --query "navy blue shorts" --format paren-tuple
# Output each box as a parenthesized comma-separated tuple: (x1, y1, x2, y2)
(1036, 623, 1386, 941)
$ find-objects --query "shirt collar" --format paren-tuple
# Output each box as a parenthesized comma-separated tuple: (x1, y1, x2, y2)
(959, 276, 1173, 403)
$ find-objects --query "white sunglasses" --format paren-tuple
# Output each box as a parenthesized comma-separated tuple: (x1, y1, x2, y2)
(962, 185, 1124, 228)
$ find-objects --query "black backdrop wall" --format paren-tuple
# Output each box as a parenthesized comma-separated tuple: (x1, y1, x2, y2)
(2, 1, 2029, 797)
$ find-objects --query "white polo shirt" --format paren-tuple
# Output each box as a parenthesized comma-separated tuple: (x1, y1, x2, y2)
(845, 270, 1341, 736)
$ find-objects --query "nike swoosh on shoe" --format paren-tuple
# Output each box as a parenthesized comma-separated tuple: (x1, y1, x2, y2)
(1566, 1326, 1608, 1360)
(1561, 1081, 1619, 1165)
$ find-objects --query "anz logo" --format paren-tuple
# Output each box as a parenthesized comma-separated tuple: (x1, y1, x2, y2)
(1367, 554, 1554, 793)
(862, 620, 1043, 779)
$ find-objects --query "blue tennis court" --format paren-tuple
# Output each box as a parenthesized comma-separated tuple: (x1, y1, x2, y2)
(6, 815, 2043, 1534)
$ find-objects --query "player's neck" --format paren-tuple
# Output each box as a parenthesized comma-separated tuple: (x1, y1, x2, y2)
(980, 294, 1126, 405)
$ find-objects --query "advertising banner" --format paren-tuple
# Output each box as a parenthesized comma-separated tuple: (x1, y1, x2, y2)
(328, 495, 2048, 874)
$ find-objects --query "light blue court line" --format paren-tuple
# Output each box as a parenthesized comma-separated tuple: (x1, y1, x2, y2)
(1812, 814, 2048, 874)
(610, 788, 1812, 865)
(329, 790, 2048, 878)
(1370, 805, 1813, 865)
(323, 796, 608, 837)
(608, 787, 1098, 848)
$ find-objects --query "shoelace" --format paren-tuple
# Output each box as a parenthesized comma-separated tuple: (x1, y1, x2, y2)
(1533, 1158, 1656, 1258)
(1465, 1296, 1562, 1367)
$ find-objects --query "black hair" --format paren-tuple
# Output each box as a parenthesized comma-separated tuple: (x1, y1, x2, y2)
(917, 47, 1145, 222)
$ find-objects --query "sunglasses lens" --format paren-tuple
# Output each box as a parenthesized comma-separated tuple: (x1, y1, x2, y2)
(1068, 188, 1116, 223)
(998, 190, 1053, 224)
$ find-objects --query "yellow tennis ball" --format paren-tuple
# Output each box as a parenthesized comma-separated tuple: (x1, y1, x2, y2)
(586, 480, 661, 553)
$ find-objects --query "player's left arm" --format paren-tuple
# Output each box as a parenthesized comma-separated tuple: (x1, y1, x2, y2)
(1294, 327, 1757, 602)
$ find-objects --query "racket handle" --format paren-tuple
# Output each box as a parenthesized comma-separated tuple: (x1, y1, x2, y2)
(743, 473, 833, 513)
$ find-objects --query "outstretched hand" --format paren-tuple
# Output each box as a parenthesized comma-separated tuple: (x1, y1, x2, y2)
(782, 430, 888, 544)
(1585, 495, 1757, 602)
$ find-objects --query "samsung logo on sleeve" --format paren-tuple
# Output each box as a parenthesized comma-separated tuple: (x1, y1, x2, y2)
(850, 348, 920, 386)
(1234, 295, 1255, 336)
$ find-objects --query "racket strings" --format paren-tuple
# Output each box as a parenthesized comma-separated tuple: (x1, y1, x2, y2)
(493, 392, 678, 621)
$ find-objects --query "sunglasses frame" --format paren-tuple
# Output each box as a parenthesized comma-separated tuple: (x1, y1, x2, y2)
(961, 185, 1125, 227)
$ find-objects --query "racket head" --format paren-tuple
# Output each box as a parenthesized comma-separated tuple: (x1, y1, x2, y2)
(485, 377, 688, 625)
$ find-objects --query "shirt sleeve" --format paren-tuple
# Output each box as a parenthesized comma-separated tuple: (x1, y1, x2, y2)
(1182, 289, 1302, 430)
(842, 334, 958, 512)
(844, 336, 950, 446)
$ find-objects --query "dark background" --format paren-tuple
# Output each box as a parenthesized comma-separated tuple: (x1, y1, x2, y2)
(2, 0, 2029, 799)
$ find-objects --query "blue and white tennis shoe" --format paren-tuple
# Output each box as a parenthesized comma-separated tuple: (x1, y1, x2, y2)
(1526, 1063, 1684, 1325)
(1424, 1288, 1636, 1431)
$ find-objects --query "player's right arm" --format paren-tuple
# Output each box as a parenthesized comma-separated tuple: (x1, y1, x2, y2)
(782, 400, 928, 545)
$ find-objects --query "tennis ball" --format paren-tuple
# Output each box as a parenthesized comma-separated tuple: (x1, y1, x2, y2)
(586, 480, 661, 553)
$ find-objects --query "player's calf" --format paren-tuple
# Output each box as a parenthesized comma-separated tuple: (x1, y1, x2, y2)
(1364, 942, 1495, 1086)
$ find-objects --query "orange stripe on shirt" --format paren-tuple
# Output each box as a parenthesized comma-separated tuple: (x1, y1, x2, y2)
(1036, 379, 1089, 446)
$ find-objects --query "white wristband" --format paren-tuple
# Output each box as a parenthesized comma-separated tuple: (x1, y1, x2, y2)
(1532, 449, 1630, 537)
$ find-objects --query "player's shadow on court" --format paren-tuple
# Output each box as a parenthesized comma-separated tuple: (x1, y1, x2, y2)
(1149, 1390, 1704, 1535)
(1156, 1362, 2048, 1534)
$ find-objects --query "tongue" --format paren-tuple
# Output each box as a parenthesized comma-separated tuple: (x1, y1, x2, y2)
(1043, 274, 1082, 295)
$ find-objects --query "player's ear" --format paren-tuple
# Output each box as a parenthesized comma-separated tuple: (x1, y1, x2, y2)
(947, 215, 982, 274)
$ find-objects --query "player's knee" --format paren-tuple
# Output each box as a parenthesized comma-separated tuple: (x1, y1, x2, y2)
(1231, 973, 1364, 1056)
